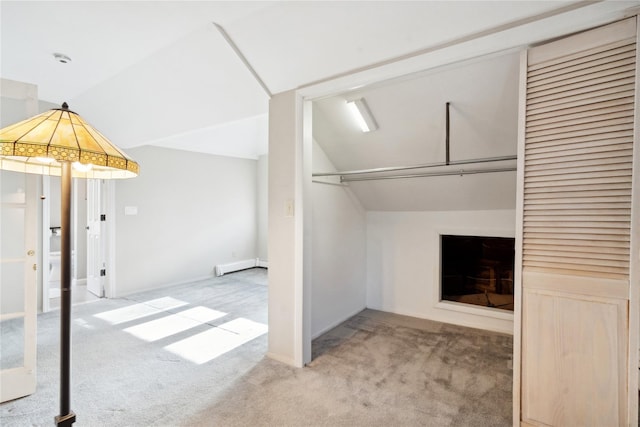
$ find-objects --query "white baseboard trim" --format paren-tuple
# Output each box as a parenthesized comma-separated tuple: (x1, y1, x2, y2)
(367, 305, 514, 335)
(114, 275, 212, 299)
(215, 258, 268, 277)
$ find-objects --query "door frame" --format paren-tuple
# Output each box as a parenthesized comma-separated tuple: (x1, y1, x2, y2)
(89, 179, 116, 298)
(40, 177, 115, 311)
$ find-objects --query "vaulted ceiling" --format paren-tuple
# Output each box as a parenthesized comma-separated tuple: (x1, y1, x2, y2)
(1, 1, 639, 162)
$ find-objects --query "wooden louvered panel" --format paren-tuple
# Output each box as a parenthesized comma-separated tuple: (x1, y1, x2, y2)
(527, 153, 633, 171)
(525, 163, 631, 178)
(528, 49, 635, 80)
(523, 263, 628, 280)
(527, 48, 636, 87)
(526, 206, 631, 215)
(527, 107, 634, 132)
(525, 214, 631, 222)
(525, 190, 631, 200)
(524, 243, 630, 255)
(528, 76, 635, 104)
(524, 257, 629, 269)
(527, 142, 633, 159)
(527, 37, 636, 73)
(528, 60, 636, 91)
(525, 180, 632, 191)
(527, 97, 633, 129)
(522, 34, 634, 280)
(525, 250, 628, 262)
(524, 241, 630, 253)
(527, 96, 634, 121)
(526, 123, 634, 143)
(519, 18, 636, 427)
(526, 115, 634, 138)
(526, 171, 632, 185)
(526, 176, 631, 187)
(524, 226, 629, 235)
(526, 91, 635, 115)
(526, 131, 633, 149)
(527, 84, 635, 111)
(524, 214, 632, 223)
(523, 232, 630, 242)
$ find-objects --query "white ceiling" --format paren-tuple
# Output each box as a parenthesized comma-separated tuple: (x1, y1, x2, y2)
(1, 1, 639, 162)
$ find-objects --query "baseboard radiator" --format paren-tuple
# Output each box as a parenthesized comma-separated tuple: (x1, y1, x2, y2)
(214, 258, 268, 277)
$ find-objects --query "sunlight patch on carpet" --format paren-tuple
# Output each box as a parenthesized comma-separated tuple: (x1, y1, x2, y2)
(93, 297, 188, 324)
(123, 307, 227, 342)
(164, 318, 268, 364)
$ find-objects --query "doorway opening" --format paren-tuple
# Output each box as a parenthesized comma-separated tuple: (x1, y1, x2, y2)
(42, 177, 108, 312)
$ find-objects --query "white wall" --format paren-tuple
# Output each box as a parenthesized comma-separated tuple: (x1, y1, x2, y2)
(267, 90, 306, 366)
(257, 154, 268, 262)
(367, 209, 515, 334)
(114, 145, 257, 296)
(311, 140, 367, 338)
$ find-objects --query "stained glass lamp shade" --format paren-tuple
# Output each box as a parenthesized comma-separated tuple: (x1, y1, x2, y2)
(0, 102, 138, 426)
(0, 102, 138, 178)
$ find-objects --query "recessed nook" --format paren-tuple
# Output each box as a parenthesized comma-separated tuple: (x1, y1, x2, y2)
(440, 234, 514, 311)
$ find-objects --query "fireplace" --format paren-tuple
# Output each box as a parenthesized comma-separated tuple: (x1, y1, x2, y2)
(440, 235, 514, 311)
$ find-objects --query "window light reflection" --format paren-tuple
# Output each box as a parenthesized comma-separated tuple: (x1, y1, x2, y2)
(164, 318, 267, 364)
(93, 297, 188, 325)
(124, 307, 227, 342)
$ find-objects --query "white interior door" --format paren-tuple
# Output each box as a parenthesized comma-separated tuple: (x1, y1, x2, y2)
(86, 179, 104, 297)
(0, 170, 37, 403)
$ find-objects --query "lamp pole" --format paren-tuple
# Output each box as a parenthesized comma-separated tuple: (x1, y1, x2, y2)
(55, 161, 75, 426)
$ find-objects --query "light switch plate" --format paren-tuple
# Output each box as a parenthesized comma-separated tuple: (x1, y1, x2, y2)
(124, 206, 138, 216)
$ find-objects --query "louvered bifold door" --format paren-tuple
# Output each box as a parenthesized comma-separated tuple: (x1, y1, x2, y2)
(519, 17, 638, 427)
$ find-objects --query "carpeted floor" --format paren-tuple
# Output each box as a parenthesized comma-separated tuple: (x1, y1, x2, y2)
(1, 268, 512, 426)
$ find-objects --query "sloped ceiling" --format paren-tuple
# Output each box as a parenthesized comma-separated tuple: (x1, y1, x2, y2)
(312, 51, 520, 211)
(3, 1, 637, 162)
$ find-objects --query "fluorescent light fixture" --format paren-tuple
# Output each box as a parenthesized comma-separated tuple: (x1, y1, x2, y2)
(346, 98, 378, 132)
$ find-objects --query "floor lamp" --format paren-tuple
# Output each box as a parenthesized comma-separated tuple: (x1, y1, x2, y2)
(0, 103, 138, 426)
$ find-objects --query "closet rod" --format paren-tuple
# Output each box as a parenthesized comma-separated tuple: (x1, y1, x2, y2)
(313, 154, 516, 177)
(312, 179, 349, 187)
(341, 166, 516, 182)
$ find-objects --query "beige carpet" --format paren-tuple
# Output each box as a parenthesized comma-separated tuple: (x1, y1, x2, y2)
(187, 310, 513, 426)
(1, 268, 512, 426)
